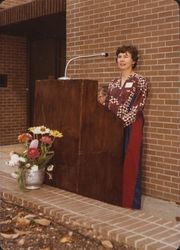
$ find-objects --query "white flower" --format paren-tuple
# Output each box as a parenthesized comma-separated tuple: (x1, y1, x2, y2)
(46, 172, 53, 180)
(19, 157, 26, 163)
(29, 126, 50, 135)
(7, 152, 21, 167)
(26, 163, 31, 168)
(31, 165, 39, 172)
(47, 164, 54, 171)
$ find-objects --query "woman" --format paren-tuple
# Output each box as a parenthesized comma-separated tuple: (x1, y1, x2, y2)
(99, 45, 148, 209)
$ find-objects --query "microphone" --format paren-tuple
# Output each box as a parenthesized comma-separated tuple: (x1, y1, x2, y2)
(58, 52, 108, 80)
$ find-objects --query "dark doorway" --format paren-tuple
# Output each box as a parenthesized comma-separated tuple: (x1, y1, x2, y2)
(28, 38, 66, 125)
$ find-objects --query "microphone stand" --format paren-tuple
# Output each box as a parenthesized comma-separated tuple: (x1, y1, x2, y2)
(58, 52, 108, 80)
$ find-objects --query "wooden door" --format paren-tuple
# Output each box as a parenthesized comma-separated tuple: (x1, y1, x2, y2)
(28, 38, 66, 125)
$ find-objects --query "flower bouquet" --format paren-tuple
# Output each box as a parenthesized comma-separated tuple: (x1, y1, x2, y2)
(7, 125, 63, 191)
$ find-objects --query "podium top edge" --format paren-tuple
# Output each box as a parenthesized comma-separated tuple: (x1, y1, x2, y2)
(36, 79, 98, 83)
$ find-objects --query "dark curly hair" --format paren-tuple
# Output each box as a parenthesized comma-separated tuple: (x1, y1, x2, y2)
(116, 45, 139, 69)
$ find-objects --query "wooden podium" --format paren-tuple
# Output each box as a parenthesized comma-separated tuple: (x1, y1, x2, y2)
(34, 79, 124, 206)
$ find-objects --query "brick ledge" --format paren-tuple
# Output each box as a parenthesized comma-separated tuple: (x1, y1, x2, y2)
(0, 171, 179, 250)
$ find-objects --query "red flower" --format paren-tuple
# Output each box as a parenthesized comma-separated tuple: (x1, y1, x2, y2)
(27, 148, 40, 160)
(40, 136, 53, 145)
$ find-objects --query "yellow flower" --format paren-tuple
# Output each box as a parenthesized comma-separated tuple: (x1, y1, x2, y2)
(50, 130, 63, 138)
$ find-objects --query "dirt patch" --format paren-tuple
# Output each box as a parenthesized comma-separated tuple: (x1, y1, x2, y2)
(0, 199, 132, 250)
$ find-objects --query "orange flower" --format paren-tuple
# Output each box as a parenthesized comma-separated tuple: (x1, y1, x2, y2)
(18, 133, 32, 143)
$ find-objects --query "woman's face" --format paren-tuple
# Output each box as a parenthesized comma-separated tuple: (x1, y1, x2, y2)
(117, 51, 135, 71)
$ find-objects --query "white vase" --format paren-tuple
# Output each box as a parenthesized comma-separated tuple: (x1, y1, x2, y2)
(25, 168, 45, 190)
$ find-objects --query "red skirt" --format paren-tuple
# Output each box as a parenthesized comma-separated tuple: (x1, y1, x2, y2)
(122, 115, 144, 209)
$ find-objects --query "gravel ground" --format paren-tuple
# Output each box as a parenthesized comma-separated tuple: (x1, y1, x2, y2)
(0, 199, 132, 250)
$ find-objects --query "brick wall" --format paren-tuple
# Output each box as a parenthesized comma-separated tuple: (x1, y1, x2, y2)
(0, 35, 28, 145)
(0, 0, 32, 145)
(66, 0, 180, 203)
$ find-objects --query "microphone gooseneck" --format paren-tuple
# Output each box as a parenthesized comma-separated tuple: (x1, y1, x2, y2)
(58, 52, 108, 80)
